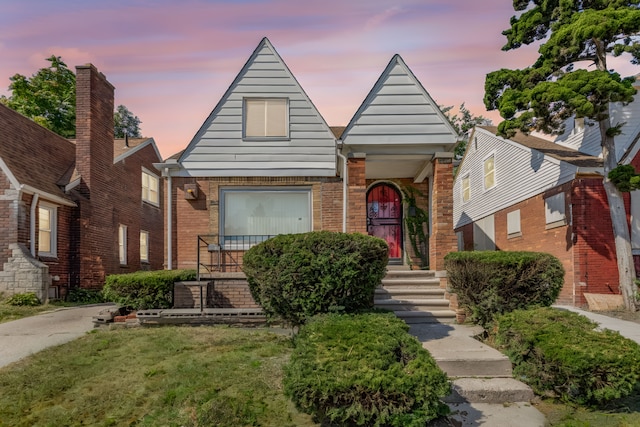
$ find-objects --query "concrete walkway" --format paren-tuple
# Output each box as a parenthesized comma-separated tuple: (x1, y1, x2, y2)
(0, 304, 114, 369)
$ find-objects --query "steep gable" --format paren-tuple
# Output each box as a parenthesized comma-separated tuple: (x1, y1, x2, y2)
(453, 126, 601, 229)
(177, 37, 336, 177)
(341, 55, 458, 149)
(0, 103, 76, 205)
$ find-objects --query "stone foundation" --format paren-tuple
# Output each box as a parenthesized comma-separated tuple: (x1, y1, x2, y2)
(0, 243, 50, 301)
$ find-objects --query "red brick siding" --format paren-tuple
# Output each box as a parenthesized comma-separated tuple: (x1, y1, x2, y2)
(429, 157, 456, 271)
(168, 176, 342, 271)
(347, 158, 367, 234)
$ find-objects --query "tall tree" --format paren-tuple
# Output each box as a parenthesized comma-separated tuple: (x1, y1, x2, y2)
(484, 1, 640, 310)
(441, 103, 492, 158)
(0, 55, 76, 137)
(114, 104, 142, 138)
(1, 55, 143, 139)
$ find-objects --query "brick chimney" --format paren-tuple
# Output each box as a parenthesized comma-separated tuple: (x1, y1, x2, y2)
(75, 64, 114, 191)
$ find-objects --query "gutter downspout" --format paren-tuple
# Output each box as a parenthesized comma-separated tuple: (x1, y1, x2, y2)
(336, 145, 348, 233)
(30, 193, 40, 256)
(166, 172, 173, 270)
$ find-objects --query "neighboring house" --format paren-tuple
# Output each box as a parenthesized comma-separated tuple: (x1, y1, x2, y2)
(156, 38, 459, 285)
(453, 78, 640, 306)
(0, 64, 164, 301)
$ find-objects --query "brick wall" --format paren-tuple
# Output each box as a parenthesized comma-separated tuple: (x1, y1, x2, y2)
(458, 178, 621, 306)
(168, 176, 342, 270)
(429, 156, 456, 271)
(347, 157, 367, 233)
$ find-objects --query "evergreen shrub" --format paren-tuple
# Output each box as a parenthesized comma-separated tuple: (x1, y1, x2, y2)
(242, 231, 388, 326)
(444, 251, 564, 327)
(284, 312, 450, 426)
(493, 307, 640, 405)
(102, 269, 196, 310)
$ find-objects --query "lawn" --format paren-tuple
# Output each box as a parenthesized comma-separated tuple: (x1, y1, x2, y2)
(0, 326, 317, 427)
(0, 301, 77, 324)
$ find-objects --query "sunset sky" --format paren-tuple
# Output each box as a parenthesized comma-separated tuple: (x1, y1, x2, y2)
(1, 1, 638, 159)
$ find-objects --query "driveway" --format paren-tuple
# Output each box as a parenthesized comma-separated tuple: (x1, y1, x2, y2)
(0, 304, 114, 369)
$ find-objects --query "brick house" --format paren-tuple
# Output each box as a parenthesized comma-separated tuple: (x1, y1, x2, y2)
(0, 64, 164, 301)
(156, 38, 458, 294)
(453, 80, 640, 306)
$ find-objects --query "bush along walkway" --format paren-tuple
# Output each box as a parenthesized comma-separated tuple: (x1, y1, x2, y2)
(409, 322, 547, 426)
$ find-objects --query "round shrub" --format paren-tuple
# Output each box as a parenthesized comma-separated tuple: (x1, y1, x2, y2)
(444, 251, 564, 327)
(102, 269, 196, 310)
(493, 307, 640, 405)
(284, 312, 450, 426)
(242, 231, 388, 326)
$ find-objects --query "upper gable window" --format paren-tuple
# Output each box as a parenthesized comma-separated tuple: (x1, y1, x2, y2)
(461, 174, 470, 203)
(244, 98, 289, 139)
(484, 154, 495, 190)
(142, 169, 159, 206)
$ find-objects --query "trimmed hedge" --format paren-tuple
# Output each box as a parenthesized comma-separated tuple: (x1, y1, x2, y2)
(242, 231, 388, 326)
(284, 312, 450, 426)
(444, 251, 564, 327)
(102, 269, 196, 310)
(493, 307, 640, 405)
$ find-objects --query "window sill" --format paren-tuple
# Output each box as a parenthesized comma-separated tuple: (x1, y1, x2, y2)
(507, 232, 522, 239)
(545, 219, 567, 230)
(142, 200, 160, 208)
(242, 136, 291, 142)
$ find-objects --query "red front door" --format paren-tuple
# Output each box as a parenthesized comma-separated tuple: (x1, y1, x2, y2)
(367, 183, 403, 262)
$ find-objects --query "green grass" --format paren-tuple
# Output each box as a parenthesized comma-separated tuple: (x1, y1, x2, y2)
(536, 393, 640, 426)
(0, 301, 80, 324)
(0, 326, 317, 427)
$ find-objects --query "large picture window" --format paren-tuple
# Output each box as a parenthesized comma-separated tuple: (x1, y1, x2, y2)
(244, 98, 289, 138)
(38, 204, 57, 257)
(221, 188, 311, 246)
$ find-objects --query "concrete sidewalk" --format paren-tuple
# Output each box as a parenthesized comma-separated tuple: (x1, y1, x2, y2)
(0, 304, 114, 369)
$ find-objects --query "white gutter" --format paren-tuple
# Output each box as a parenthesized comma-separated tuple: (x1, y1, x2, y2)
(336, 147, 348, 232)
(30, 193, 39, 256)
(167, 172, 173, 270)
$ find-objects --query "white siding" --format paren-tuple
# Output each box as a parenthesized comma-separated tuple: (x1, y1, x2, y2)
(453, 127, 579, 229)
(178, 38, 336, 177)
(554, 93, 640, 162)
(341, 55, 458, 147)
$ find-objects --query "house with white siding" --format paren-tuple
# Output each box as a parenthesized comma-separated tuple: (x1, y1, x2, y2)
(453, 79, 640, 307)
(156, 37, 459, 283)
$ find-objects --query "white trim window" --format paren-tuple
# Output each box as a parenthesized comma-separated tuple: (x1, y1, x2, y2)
(545, 192, 566, 228)
(507, 209, 522, 238)
(221, 187, 311, 247)
(140, 230, 149, 263)
(483, 154, 495, 190)
(38, 203, 57, 257)
(119, 224, 128, 265)
(243, 98, 289, 139)
(142, 169, 159, 206)
(461, 174, 471, 203)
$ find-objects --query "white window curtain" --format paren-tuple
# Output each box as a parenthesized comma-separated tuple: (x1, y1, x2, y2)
(223, 190, 310, 238)
(244, 98, 288, 138)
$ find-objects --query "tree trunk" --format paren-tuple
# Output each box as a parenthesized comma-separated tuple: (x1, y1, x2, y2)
(600, 121, 637, 311)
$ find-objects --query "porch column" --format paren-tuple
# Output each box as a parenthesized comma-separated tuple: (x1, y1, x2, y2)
(429, 153, 456, 271)
(347, 153, 367, 234)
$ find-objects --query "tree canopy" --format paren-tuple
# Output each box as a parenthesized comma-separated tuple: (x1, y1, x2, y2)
(484, 1, 640, 310)
(485, 1, 640, 138)
(441, 103, 492, 158)
(0, 55, 143, 139)
(114, 104, 142, 138)
(0, 55, 76, 138)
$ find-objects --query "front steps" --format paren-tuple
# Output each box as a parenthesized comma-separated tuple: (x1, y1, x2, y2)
(374, 269, 456, 323)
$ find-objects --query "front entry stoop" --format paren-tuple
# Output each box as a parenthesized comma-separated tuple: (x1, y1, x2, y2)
(374, 269, 456, 323)
(409, 322, 536, 406)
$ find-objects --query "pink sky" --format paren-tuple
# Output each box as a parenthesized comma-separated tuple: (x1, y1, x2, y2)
(1, 1, 638, 159)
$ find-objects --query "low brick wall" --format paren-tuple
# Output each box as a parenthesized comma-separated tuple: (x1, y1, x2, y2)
(173, 274, 259, 309)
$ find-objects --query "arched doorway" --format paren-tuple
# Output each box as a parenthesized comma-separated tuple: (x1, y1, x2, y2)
(366, 183, 403, 264)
